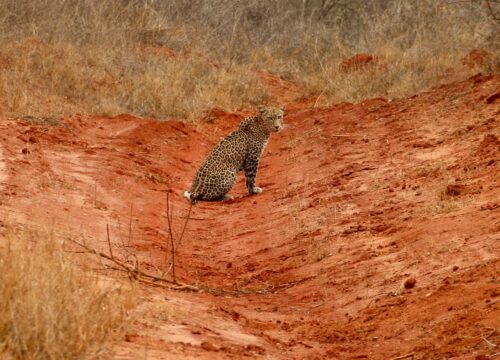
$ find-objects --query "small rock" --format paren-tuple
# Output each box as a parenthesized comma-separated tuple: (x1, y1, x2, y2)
(446, 184, 465, 197)
(490, 289, 500, 298)
(200, 341, 218, 352)
(124, 333, 138, 342)
(21, 147, 30, 154)
(485, 91, 500, 104)
(413, 141, 434, 148)
(246, 344, 265, 354)
(452, 265, 459, 271)
(403, 277, 417, 289)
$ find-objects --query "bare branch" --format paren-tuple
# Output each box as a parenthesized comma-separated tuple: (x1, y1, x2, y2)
(106, 223, 113, 258)
(68, 237, 199, 292)
(389, 353, 415, 360)
(166, 191, 176, 282)
(174, 201, 193, 255)
(485, 0, 500, 21)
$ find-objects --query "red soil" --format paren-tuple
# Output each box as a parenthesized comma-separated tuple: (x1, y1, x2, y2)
(0, 74, 499, 359)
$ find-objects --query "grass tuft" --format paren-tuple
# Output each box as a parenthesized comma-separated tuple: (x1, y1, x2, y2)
(0, 228, 132, 360)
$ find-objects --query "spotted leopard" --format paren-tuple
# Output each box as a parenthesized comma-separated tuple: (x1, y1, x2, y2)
(184, 105, 285, 203)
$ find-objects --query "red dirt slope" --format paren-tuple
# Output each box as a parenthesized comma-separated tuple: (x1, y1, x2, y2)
(0, 74, 499, 359)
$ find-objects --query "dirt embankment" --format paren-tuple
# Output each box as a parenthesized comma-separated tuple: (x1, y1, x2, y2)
(0, 74, 499, 359)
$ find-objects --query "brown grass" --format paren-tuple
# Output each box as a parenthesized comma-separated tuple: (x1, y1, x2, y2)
(0, 227, 132, 359)
(0, 0, 498, 119)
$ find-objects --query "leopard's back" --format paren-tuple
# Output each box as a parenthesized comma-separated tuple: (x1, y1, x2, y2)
(184, 106, 284, 203)
(189, 129, 249, 201)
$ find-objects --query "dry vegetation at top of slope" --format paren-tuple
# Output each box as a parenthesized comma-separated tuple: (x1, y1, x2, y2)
(0, 0, 498, 120)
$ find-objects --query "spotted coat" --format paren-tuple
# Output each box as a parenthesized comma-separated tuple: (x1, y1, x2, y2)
(184, 105, 285, 203)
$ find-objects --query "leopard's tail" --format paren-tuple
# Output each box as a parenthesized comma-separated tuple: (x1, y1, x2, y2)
(183, 190, 199, 204)
(183, 191, 193, 202)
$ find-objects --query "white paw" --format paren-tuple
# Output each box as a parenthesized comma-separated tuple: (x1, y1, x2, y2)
(183, 191, 192, 202)
(252, 187, 263, 194)
(223, 194, 234, 201)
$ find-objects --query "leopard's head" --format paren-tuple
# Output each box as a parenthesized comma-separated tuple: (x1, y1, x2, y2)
(258, 105, 285, 133)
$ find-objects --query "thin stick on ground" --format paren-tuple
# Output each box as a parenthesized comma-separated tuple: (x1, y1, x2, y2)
(128, 203, 133, 246)
(69, 234, 304, 296)
(389, 353, 415, 360)
(68, 237, 198, 292)
(166, 192, 176, 282)
(164, 191, 193, 283)
(70, 192, 196, 291)
(106, 223, 113, 258)
(175, 200, 193, 255)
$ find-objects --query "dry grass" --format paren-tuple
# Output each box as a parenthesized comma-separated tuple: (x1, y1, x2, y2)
(432, 182, 475, 214)
(0, 38, 267, 119)
(0, 0, 498, 119)
(0, 227, 132, 359)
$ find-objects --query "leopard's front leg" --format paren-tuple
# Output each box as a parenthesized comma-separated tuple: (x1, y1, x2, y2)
(243, 153, 263, 195)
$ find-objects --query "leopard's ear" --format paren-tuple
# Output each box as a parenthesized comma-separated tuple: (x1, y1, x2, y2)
(258, 105, 266, 114)
(280, 104, 285, 111)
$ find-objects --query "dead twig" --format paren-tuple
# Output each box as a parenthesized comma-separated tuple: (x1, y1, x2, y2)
(68, 237, 199, 292)
(106, 223, 113, 258)
(175, 201, 193, 255)
(69, 236, 296, 295)
(389, 353, 414, 360)
(472, 329, 498, 349)
(483, 335, 499, 348)
(486, 298, 500, 306)
(128, 203, 133, 246)
(166, 192, 176, 282)
(164, 191, 193, 282)
(485, 0, 500, 21)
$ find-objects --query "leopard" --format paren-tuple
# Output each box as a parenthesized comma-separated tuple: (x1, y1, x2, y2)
(183, 105, 285, 204)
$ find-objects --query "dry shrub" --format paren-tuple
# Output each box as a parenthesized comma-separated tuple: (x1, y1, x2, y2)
(256, 1, 500, 104)
(302, 50, 461, 104)
(0, 229, 132, 359)
(0, 39, 267, 119)
(0, 0, 498, 119)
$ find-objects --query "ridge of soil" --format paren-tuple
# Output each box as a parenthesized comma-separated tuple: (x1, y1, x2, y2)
(0, 74, 499, 359)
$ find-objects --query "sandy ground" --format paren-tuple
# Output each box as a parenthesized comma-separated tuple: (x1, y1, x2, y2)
(0, 73, 499, 359)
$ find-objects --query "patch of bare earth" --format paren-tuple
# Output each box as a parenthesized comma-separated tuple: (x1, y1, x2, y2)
(0, 74, 498, 359)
